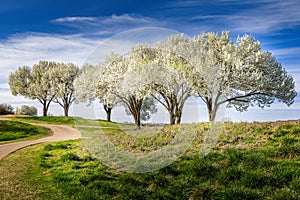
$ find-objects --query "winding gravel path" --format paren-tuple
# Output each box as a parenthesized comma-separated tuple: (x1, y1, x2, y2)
(0, 121, 80, 160)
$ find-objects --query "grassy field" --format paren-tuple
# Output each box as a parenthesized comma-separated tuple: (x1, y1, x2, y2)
(0, 120, 49, 144)
(0, 118, 300, 199)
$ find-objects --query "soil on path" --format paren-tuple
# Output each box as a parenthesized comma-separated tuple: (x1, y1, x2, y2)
(0, 118, 80, 159)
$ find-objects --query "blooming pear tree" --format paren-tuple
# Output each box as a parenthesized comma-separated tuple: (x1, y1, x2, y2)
(74, 63, 116, 122)
(74, 64, 98, 103)
(49, 63, 79, 116)
(97, 52, 145, 128)
(9, 61, 57, 116)
(123, 43, 194, 125)
(191, 31, 297, 121)
(9, 66, 31, 97)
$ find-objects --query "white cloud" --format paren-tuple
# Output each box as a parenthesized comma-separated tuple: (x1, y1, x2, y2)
(51, 14, 160, 34)
(188, 1, 300, 34)
(52, 17, 97, 23)
(107, 14, 153, 24)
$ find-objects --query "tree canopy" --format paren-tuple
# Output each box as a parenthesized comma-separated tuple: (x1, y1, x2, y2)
(190, 31, 297, 121)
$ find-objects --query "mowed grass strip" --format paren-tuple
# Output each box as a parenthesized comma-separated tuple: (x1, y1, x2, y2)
(12, 116, 129, 128)
(12, 116, 76, 125)
(0, 120, 49, 144)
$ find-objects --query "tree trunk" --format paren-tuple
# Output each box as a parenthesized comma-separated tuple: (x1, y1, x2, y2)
(104, 105, 112, 122)
(175, 110, 182, 124)
(206, 100, 218, 122)
(208, 109, 216, 122)
(134, 113, 141, 130)
(64, 104, 69, 117)
(43, 103, 48, 117)
(169, 111, 176, 125)
(128, 97, 143, 130)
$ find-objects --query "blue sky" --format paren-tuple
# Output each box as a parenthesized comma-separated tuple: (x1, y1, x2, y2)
(0, 0, 299, 122)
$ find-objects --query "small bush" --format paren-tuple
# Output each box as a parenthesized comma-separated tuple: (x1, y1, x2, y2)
(16, 105, 37, 116)
(0, 104, 14, 115)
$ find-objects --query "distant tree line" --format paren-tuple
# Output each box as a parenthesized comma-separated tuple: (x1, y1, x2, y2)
(0, 104, 37, 116)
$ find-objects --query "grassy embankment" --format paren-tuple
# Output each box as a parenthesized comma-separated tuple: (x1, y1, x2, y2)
(0, 116, 300, 199)
(0, 120, 49, 144)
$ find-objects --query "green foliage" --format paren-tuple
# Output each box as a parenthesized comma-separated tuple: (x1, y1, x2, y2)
(0, 120, 48, 143)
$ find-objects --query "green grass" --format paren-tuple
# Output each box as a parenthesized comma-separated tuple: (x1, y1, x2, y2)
(0, 143, 64, 200)
(12, 116, 76, 125)
(0, 120, 49, 144)
(12, 116, 132, 128)
(1, 120, 300, 199)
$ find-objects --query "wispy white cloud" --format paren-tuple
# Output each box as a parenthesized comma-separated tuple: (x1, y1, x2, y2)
(231, 1, 300, 33)
(52, 17, 97, 23)
(104, 14, 153, 24)
(187, 0, 300, 34)
(52, 14, 155, 24)
(51, 14, 161, 36)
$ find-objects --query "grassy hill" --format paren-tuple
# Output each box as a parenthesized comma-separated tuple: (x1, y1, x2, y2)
(0, 118, 299, 199)
(0, 120, 49, 144)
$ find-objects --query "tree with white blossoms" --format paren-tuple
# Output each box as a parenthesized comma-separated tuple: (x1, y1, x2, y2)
(9, 66, 31, 98)
(123, 43, 194, 125)
(97, 52, 147, 129)
(74, 64, 97, 103)
(48, 63, 79, 116)
(9, 61, 57, 116)
(190, 31, 297, 121)
(74, 63, 116, 122)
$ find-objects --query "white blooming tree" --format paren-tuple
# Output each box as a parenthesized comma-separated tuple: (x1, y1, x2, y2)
(190, 31, 297, 121)
(9, 66, 31, 97)
(122, 43, 194, 125)
(9, 61, 57, 116)
(74, 63, 117, 122)
(74, 64, 98, 103)
(49, 63, 79, 116)
(97, 52, 144, 128)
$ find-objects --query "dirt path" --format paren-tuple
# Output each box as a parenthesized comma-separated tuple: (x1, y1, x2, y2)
(0, 122, 80, 160)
